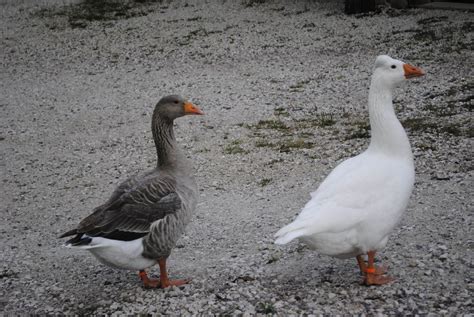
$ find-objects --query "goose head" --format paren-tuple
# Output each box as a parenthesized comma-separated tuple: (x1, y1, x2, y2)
(372, 55, 425, 89)
(154, 95, 203, 121)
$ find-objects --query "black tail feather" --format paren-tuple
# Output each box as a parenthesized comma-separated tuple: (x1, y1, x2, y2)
(59, 229, 78, 238)
(64, 233, 92, 246)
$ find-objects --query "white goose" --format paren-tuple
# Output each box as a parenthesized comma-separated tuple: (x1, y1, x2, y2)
(275, 55, 425, 285)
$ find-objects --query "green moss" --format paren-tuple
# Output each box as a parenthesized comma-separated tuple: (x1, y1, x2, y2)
(274, 107, 289, 117)
(439, 123, 463, 136)
(316, 113, 336, 127)
(295, 113, 336, 129)
(256, 302, 277, 314)
(289, 79, 311, 91)
(401, 118, 438, 132)
(265, 158, 284, 166)
(258, 178, 272, 187)
(278, 138, 313, 152)
(346, 120, 370, 139)
(242, 0, 268, 7)
(254, 119, 290, 131)
(416, 143, 437, 151)
(36, 0, 163, 28)
(255, 139, 276, 148)
(467, 126, 474, 138)
(223, 140, 248, 154)
(413, 29, 438, 42)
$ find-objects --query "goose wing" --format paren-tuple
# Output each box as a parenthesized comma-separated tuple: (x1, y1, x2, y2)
(61, 175, 181, 241)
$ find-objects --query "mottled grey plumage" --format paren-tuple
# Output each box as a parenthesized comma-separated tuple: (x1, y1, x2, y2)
(60, 95, 202, 281)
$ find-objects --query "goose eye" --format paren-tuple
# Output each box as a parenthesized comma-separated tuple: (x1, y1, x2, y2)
(174, 100, 179, 104)
(391, 65, 396, 69)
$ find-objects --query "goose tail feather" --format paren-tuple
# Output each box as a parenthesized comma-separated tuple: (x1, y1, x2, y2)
(63, 234, 96, 249)
(274, 221, 308, 245)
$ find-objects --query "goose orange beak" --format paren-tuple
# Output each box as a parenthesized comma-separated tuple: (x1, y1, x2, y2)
(184, 102, 204, 115)
(403, 63, 425, 79)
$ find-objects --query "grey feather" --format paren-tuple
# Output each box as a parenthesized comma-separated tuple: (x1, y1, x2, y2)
(61, 95, 199, 260)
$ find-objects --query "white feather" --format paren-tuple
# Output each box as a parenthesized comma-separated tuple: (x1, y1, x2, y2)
(66, 236, 156, 270)
(274, 55, 417, 259)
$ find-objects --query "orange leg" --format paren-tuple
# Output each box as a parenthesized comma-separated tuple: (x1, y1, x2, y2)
(357, 254, 388, 276)
(138, 270, 161, 288)
(138, 259, 189, 289)
(157, 258, 189, 288)
(356, 255, 367, 275)
(363, 251, 393, 285)
(357, 251, 393, 285)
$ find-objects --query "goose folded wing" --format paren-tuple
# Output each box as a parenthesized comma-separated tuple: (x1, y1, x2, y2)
(76, 180, 181, 241)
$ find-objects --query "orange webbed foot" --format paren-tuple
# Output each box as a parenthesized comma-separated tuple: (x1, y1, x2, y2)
(362, 264, 389, 276)
(157, 259, 191, 288)
(139, 270, 161, 289)
(160, 278, 190, 288)
(364, 273, 394, 285)
(373, 264, 389, 276)
(357, 251, 394, 286)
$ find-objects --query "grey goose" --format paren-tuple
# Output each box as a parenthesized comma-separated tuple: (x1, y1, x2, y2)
(60, 95, 203, 288)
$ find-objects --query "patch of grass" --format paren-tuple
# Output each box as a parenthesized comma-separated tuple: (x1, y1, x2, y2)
(255, 302, 277, 314)
(223, 140, 248, 155)
(255, 139, 276, 148)
(36, 0, 163, 28)
(416, 143, 437, 152)
(346, 121, 370, 139)
(316, 112, 336, 127)
(458, 95, 474, 111)
(439, 123, 463, 137)
(256, 138, 313, 152)
(417, 16, 448, 25)
(413, 29, 438, 42)
(254, 119, 290, 131)
(258, 178, 272, 187)
(264, 158, 283, 166)
(402, 118, 468, 137)
(274, 107, 289, 117)
(467, 126, 474, 138)
(295, 113, 336, 129)
(278, 138, 313, 152)
(241, 0, 268, 7)
(289, 79, 311, 91)
(401, 118, 438, 132)
(461, 21, 474, 32)
(341, 111, 351, 119)
(425, 102, 459, 117)
(298, 131, 314, 138)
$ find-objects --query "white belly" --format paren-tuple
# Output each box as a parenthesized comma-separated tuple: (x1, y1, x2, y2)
(86, 237, 156, 270)
(301, 227, 391, 259)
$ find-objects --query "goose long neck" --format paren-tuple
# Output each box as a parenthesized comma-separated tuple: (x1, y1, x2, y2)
(367, 79, 412, 159)
(152, 115, 179, 168)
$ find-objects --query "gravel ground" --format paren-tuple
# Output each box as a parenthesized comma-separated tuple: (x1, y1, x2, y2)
(1, 0, 473, 315)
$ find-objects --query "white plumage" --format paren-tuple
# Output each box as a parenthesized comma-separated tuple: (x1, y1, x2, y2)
(275, 55, 425, 285)
(67, 237, 155, 270)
